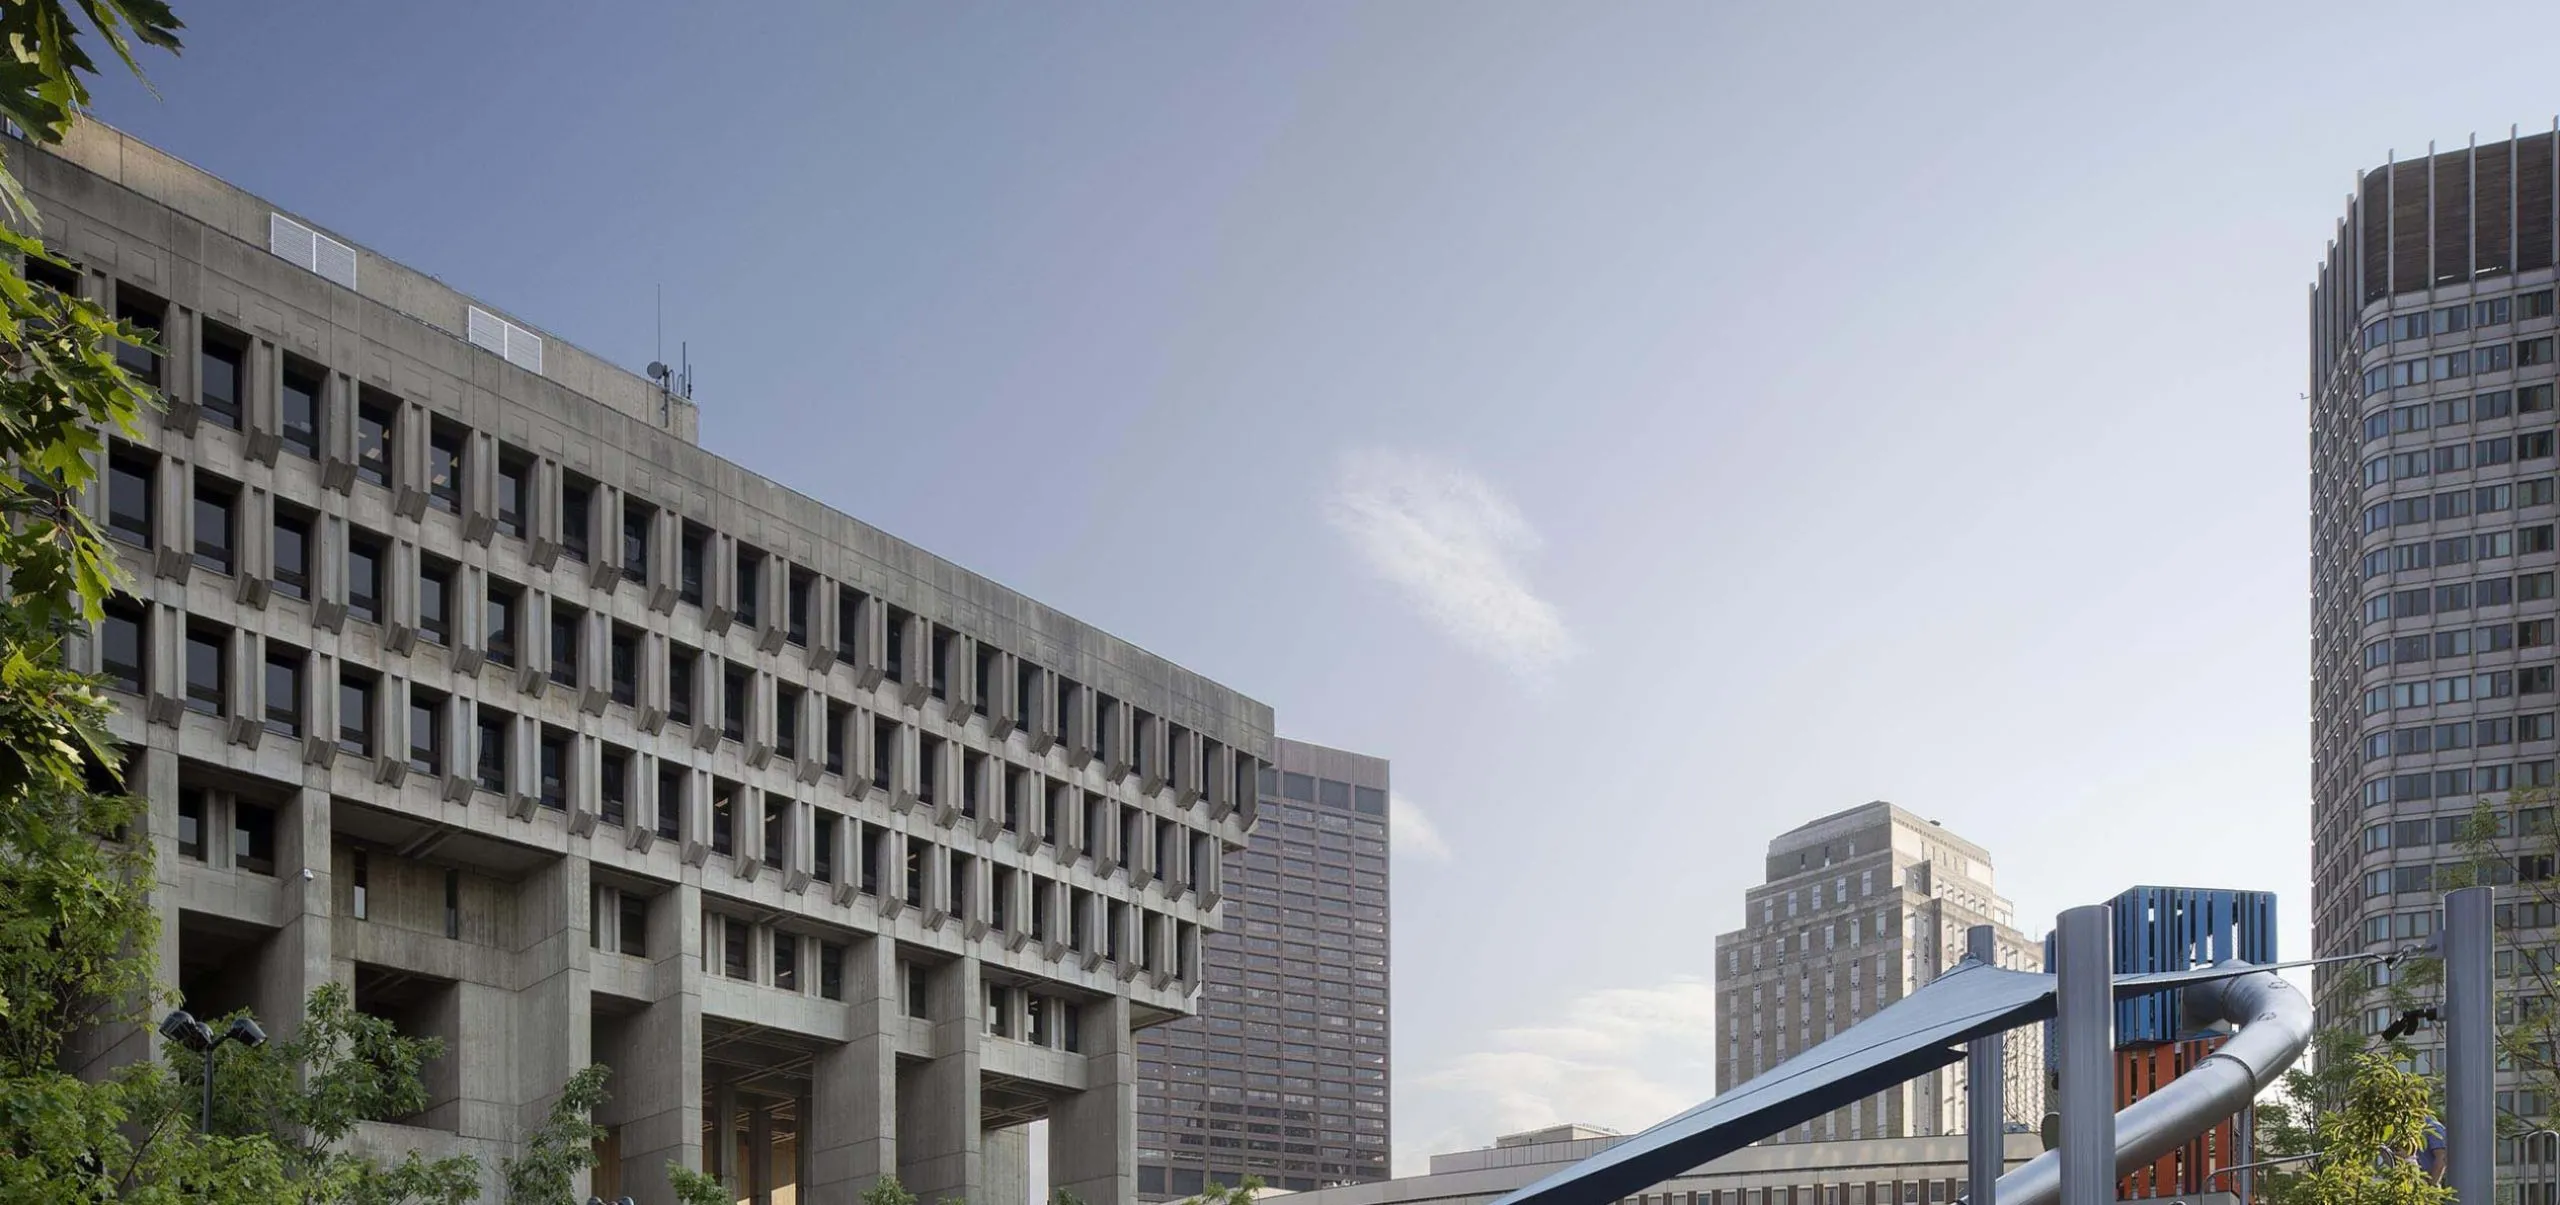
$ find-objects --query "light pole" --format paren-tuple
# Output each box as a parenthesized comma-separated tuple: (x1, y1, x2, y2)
(158, 1009, 267, 1133)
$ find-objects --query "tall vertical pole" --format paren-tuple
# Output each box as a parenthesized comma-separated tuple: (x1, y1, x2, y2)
(2055, 905, 2116, 1205)
(1966, 924, 2005, 1205)
(2445, 886, 2494, 1205)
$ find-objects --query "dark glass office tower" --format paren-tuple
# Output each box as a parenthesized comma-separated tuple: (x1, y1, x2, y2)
(1134, 739, 1392, 1199)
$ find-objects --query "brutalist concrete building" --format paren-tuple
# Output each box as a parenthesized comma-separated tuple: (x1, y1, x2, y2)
(1711, 803, 2043, 1144)
(2307, 128, 2560, 1104)
(1133, 739, 1392, 1198)
(40, 120, 1273, 1205)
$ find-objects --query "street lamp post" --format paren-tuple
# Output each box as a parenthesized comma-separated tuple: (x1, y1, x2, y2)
(158, 1009, 267, 1133)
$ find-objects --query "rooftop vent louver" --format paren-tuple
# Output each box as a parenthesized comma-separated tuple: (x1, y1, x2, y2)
(466, 305, 543, 374)
(268, 213, 357, 290)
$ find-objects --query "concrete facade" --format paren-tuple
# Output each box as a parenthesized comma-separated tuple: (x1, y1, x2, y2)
(1711, 803, 2043, 1144)
(1266, 1124, 2048, 1205)
(1134, 739, 1392, 1198)
(40, 119, 1273, 1205)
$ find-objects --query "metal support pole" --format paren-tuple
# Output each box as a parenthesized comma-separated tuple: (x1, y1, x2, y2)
(2055, 905, 2115, 1205)
(2446, 886, 2494, 1205)
(1967, 924, 2005, 1205)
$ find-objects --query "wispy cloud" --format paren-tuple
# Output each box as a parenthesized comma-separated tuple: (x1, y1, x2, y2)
(1390, 792, 1452, 861)
(1325, 449, 1573, 680)
(1398, 979, 1717, 1176)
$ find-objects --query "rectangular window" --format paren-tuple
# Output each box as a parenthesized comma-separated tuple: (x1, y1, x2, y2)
(2522, 338, 2556, 368)
(2481, 297, 2514, 326)
(668, 647, 696, 726)
(445, 869, 460, 938)
(655, 765, 681, 841)
(610, 624, 639, 706)
(176, 789, 204, 861)
(825, 701, 849, 776)
(618, 892, 647, 956)
(2528, 290, 2557, 319)
(906, 961, 930, 1018)
(539, 727, 568, 809)
(495, 449, 530, 539)
(272, 508, 311, 599)
(680, 522, 708, 605)
(763, 795, 786, 871)
(549, 603, 581, 688)
(2482, 389, 2517, 419)
(561, 476, 592, 563)
(905, 839, 925, 908)
(2436, 443, 2472, 474)
(885, 606, 911, 681)
(600, 746, 629, 826)
(2483, 576, 2517, 606)
(2528, 526, 2558, 555)
(192, 477, 235, 574)
(873, 717, 896, 792)
(264, 647, 302, 737)
(355, 394, 394, 487)
(476, 708, 508, 792)
(427, 424, 464, 513)
(788, 567, 812, 646)
(114, 289, 163, 386)
(485, 581, 518, 667)
(929, 626, 952, 700)
(409, 689, 444, 776)
(861, 824, 883, 895)
(184, 625, 226, 716)
(232, 802, 275, 876)
(2528, 478, 2558, 508)
(100, 601, 144, 694)
(2528, 432, 2556, 461)
(2523, 384, 2554, 414)
(339, 671, 374, 757)
(419, 559, 451, 646)
(773, 932, 798, 991)
(199, 330, 244, 429)
(351, 849, 368, 919)
(723, 666, 749, 743)
(813, 810, 837, 884)
(724, 917, 750, 981)
(106, 450, 152, 547)
(347, 533, 384, 624)
(622, 501, 651, 584)
(820, 942, 845, 1001)
(712, 786, 736, 856)
(776, 687, 800, 760)
(736, 545, 763, 627)
(280, 363, 322, 460)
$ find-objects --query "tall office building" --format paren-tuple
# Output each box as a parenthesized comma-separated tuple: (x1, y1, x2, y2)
(2308, 129, 2560, 1065)
(1712, 802, 2043, 1143)
(1134, 739, 1392, 1199)
(33, 120, 1275, 1205)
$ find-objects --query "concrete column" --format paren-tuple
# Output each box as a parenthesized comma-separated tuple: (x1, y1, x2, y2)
(618, 883, 705, 1204)
(1050, 994, 1135, 1205)
(70, 745, 184, 1076)
(514, 852, 594, 1199)
(899, 956, 984, 1203)
(713, 1083, 741, 1194)
(253, 786, 336, 1041)
(812, 935, 900, 1200)
(750, 1103, 776, 1205)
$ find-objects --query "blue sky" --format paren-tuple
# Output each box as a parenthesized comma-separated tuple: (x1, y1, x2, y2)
(83, 0, 2560, 1181)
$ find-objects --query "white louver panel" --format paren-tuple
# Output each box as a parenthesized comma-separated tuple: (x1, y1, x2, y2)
(268, 213, 357, 289)
(466, 305, 544, 375)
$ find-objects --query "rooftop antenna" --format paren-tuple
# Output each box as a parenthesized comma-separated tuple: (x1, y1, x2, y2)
(643, 286, 693, 422)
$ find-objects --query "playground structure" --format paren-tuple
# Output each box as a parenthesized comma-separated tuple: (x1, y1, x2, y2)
(1493, 889, 2499, 1205)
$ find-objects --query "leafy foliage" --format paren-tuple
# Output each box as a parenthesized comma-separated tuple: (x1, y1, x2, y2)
(500, 1064, 612, 1205)
(2263, 1053, 2452, 1205)
(859, 1173, 918, 1205)
(666, 1161, 732, 1205)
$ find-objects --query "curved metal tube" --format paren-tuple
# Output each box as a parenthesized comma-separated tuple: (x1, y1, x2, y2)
(1992, 965, 2312, 1205)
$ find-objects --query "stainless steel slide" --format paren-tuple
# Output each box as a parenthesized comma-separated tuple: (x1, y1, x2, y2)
(1990, 965, 2314, 1205)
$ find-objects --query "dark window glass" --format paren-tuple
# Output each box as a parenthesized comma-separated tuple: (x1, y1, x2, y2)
(724, 917, 750, 980)
(655, 765, 682, 840)
(776, 688, 800, 760)
(610, 626, 638, 706)
(906, 961, 928, 1017)
(264, 648, 302, 737)
(872, 718, 895, 792)
(561, 477, 592, 562)
(339, 673, 375, 756)
(669, 648, 696, 726)
(773, 933, 798, 991)
(736, 546, 762, 626)
(350, 849, 368, 919)
(486, 583, 517, 667)
(280, 366, 322, 459)
(476, 709, 508, 792)
(712, 787, 735, 856)
(1283, 773, 1316, 801)
(428, 426, 463, 513)
(176, 789, 204, 861)
(763, 796, 786, 870)
(680, 523, 707, 604)
(495, 452, 529, 538)
(23, 254, 75, 295)
(885, 606, 911, 681)
(106, 452, 152, 546)
(355, 397, 394, 487)
(444, 870, 460, 938)
(272, 510, 310, 599)
(622, 502, 650, 583)
(788, 569, 812, 646)
(100, 602, 144, 694)
(184, 626, 225, 716)
(825, 702, 848, 776)
(549, 604, 580, 687)
(199, 334, 243, 429)
(813, 811, 837, 883)
(114, 290, 162, 387)
(860, 826, 882, 894)
(723, 666, 748, 742)
(600, 747, 629, 827)
(419, 561, 450, 645)
(618, 892, 647, 956)
(929, 627, 950, 700)
(820, 942, 844, 1000)
(232, 802, 275, 876)
(539, 728, 567, 809)
(347, 535, 383, 624)
(409, 692, 443, 776)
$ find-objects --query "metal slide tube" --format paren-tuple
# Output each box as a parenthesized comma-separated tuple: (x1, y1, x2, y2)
(1991, 965, 2313, 1205)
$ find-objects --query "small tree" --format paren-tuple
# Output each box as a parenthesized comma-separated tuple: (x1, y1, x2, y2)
(2260, 1052, 2451, 1205)
(861, 1173, 918, 1205)
(665, 1162, 729, 1205)
(502, 1064, 613, 1204)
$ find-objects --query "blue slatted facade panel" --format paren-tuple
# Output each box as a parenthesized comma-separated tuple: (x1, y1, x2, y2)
(2043, 885, 2278, 1067)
